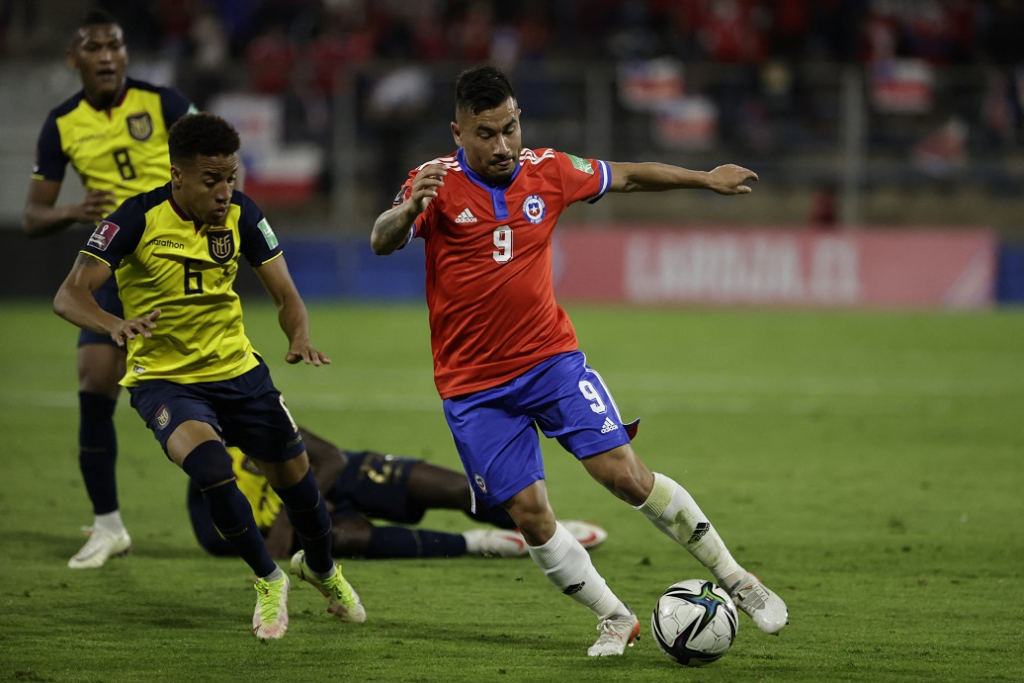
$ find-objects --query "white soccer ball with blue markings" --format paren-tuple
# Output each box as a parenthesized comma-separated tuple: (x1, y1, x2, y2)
(651, 579, 738, 666)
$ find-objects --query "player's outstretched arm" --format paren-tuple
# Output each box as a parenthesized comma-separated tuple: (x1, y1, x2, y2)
(253, 255, 331, 366)
(607, 162, 758, 195)
(23, 179, 116, 238)
(370, 164, 447, 255)
(54, 253, 160, 345)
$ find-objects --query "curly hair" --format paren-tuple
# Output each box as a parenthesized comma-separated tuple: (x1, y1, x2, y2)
(455, 65, 516, 115)
(168, 113, 240, 165)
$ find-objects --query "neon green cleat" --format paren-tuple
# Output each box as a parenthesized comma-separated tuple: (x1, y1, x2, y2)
(290, 550, 366, 623)
(252, 573, 290, 640)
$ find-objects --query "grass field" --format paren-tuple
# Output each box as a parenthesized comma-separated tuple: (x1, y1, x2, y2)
(1, 301, 1022, 682)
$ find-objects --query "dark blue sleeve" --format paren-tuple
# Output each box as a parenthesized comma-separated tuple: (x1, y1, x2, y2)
(160, 87, 195, 128)
(236, 192, 283, 267)
(80, 197, 146, 271)
(32, 113, 68, 181)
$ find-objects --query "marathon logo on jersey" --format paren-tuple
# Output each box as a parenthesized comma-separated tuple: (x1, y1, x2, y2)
(565, 153, 594, 175)
(87, 221, 120, 251)
(207, 229, 235, 264)
(154, 405, 171, 430)
(126, 112, 153, 141)
(473, 473, 488, 493)
(523, 194, 546, 224)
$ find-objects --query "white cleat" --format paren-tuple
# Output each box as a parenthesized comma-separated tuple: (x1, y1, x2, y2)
(728, 573, 789, 635)
(560, 520, 608, 551)
(463, 529, 528, 558)
(587, 611, 641, 657)
(68, 526, 132, 569)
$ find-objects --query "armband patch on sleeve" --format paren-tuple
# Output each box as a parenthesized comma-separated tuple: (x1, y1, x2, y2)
(565, 153, 594, 174)
(87, 221, 120, 251)
(257, 217, 279, 249)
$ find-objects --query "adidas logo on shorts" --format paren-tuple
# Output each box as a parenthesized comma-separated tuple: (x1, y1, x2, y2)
(455, 208, 477, 224)
(600, 417, 619, 434)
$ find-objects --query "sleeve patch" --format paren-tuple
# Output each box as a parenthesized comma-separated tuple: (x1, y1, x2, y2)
(87, 221, 120, 251)
(565, 153, 594, 174)
(257, 218, 279, 249)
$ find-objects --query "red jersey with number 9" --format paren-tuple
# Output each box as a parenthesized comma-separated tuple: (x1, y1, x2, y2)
(396, 147, 611, 398)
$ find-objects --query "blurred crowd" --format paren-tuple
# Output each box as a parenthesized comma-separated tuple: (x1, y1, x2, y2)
(4, 1, 1022, 88)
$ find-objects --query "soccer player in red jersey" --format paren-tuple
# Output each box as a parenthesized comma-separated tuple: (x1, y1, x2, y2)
(370, 65, 788, 656)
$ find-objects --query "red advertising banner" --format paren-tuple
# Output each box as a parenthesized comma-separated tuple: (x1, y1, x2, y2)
(553, 227, 994, 309)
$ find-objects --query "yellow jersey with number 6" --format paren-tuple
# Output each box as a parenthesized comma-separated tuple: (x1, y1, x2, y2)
(32, 77, 197, 208)
(80, 184, 283, 387)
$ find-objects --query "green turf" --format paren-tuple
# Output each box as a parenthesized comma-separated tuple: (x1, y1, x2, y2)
(1, 302, 1022, 682)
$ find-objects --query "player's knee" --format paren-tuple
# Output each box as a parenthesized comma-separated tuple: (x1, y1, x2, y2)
(602, 467, 652, 506)
(180, 441, 235, 490)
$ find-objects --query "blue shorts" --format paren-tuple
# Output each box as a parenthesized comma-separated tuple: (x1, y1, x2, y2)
(127, 356, 304, 462)
(78, 278, 124, 347)
(443, 351, 637, 508)
(326, 451, 424, 524)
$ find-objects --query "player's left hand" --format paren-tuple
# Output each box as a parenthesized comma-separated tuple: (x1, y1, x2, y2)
(706, 164, 758, 195)
(286, 344, 331, 366)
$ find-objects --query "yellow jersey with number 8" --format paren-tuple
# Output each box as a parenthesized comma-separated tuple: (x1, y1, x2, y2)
(32, 78, 196, 209)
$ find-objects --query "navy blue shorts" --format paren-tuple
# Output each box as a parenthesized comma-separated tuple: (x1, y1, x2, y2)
(78, 278, 124, 347)
(443, 351, 636, 508)
(327, 451, 424, 524)
(127, 356, 305, 462)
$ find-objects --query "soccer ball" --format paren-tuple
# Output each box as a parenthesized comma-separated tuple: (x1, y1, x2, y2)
(651, 579, 739, 666)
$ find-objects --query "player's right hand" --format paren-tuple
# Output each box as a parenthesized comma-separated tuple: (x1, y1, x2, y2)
(111, 308, 161, 346)
(73, 190, 117, 224)
(408, 164, 447, 214)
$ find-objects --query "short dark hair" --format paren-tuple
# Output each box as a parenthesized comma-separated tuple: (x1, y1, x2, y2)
(168, 113, 240, 165)
(71, 9, 120, 48)
(80, 9, 118, 29)
(455, 65, 516, 115)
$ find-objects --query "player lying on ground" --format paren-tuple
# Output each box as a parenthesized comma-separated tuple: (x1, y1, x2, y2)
(370, 65, 788, 658)
(189, 427, 608, 560)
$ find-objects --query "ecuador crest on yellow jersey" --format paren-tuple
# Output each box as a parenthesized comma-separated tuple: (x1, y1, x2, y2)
(80, 184, 283, 386)
(32, 78, 196, 209)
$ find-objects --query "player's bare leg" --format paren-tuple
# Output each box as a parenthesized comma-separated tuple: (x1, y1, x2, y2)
(582, 445, 788, 634)
(504, 481, 638, 656)
(69, 343, 131, 569)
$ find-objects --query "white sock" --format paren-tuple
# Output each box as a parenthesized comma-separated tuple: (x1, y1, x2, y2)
(528, 522, 626, 620)
(93, 510, 125, 535)
(636, 473, 743, 587)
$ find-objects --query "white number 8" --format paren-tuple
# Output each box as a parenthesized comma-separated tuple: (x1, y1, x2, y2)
(493, 226, 513, 263)
(578, 380, 607, 414)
